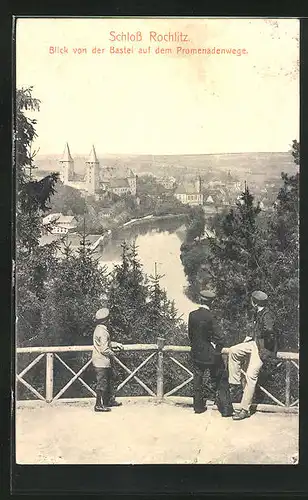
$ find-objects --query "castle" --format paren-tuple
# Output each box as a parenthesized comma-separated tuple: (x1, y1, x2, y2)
(59, 143, 137, 197)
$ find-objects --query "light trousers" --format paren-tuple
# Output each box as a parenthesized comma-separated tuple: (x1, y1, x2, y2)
(228, 340, 263, 411)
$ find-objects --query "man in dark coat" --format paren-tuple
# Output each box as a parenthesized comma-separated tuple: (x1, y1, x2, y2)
(188, 290, 234, 416)
(229, 290, 277, 421)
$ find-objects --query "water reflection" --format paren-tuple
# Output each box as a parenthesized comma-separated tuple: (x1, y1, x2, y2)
(98, 216, 197, 323)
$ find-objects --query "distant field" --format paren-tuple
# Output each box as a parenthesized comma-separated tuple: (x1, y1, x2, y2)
(34, 152, 297, 185)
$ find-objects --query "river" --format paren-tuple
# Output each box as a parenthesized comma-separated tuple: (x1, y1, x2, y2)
(97, 215, 198, 324)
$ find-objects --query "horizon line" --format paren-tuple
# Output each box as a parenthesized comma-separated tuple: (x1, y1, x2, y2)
(35, 150, 293, 157)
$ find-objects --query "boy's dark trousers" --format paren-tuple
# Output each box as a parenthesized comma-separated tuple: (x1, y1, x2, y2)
(94, 367, 115, 406)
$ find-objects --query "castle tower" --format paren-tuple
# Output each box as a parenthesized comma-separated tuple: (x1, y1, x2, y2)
(195, 175, 202, 193)
(195, 175, 203, 205)
(127, 169, 137, 196)
(59, 142, 74, 184)
(86, 145, 100, 195)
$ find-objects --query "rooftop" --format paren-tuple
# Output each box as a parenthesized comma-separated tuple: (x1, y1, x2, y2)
(86, 145, 99, 164)
(109, 178, 130, 188)
(62, 232, 103, 248)
(175, 181, 201, 195)
(60, 143, 73, 163)
(42, 214, 76, 226)
(57, 215, 76, 224)
(39, 232, 103, 249)
(39, 234, 62, 246)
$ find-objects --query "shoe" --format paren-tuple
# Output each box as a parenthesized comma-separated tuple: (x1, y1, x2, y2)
(94, 405, 111, 412)
(232, 409, 250, 421)
(194, 407, 207, 414)
(221, 411, 235, 417)
(108, 400, 122, 407)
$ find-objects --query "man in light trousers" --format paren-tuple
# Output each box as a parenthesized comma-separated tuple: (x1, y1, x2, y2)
(228, 290, 277, 421)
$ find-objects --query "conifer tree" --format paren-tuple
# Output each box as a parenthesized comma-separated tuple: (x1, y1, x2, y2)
(263, 141, 299, 349)
(185, 205, 205, 242)
(15, 87, 60, 345)
(206, 184, 265, 345)
(108, 241, 149, 343)
(146, 263, 186, 343)
(40, 224, 109, 346)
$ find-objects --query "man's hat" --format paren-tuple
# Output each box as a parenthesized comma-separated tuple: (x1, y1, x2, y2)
(95, 307, 110, 320)
(251, 290, 268, 303)
(199, 289, 216, 300)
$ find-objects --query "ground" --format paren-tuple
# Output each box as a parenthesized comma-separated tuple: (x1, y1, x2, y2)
(16, 398, 298, 465)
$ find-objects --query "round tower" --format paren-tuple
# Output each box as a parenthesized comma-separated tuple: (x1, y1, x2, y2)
(59, 142, 74, 184)
(86, 145, 100, 195)
(127, 169, 137, 196)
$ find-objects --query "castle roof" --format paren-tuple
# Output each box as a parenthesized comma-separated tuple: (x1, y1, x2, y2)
(86, 145, 99, 164)
(60, 142, 73, 162)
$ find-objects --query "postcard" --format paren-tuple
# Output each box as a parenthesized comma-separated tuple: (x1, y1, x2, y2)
(14, 17, 299, 467)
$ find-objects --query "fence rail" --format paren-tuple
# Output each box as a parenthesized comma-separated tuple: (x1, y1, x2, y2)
(16, 340, 299, 412)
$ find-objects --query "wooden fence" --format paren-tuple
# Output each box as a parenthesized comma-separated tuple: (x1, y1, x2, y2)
(16, 339, 299, 412)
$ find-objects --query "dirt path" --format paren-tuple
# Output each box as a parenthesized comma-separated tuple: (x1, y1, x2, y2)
(16, 399, 298, 464)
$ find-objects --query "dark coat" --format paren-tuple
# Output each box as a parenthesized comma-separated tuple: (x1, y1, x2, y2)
(188, 306, 225, 365)
(253, 307, 277, 361)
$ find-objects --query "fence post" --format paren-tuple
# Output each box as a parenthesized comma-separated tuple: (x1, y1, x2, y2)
(285, 359, 291, 407)
(45, 353, 54, 403)
(156, 337, 165, 401)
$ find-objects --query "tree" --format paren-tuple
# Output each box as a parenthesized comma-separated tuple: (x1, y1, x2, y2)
(180, 141, 299, 354)
(146, 263, 186, 343)
(15, 88, 60, 345)
(108, 242, 149, 343)
(16, 88, 58, 255)
(49, 182, 86, 216)
(291, 139, 299, 166)
(16, 240, 60, 346)
(76, 204, 107, 234)
(40, 234, 109, 346)
(205, 184, 265, 345)
(137, 175, 165, 196)
(185, 205, 205, 242)
(180, 240, 211, 294)
(153, 192, 189, 216)
(262, 141, 299, 350)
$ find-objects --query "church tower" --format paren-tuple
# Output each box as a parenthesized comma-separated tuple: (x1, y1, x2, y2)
(86, 145, 100, 195)
(127, 169, 137, 196)
(59, 142, 74, 184)
(194, 175, 202, 193)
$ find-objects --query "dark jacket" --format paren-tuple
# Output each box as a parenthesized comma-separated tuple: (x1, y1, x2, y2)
(188, 306, 225, 365)
(253, 307, 277, 361)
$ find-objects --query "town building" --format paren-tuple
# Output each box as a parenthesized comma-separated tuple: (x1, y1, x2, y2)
(42, 213, 78, 235)
(103, 170, 137, 197)
(159, 176, 176, 190)
(58, 143, 137, 197)
(205, 195, 214, 204)
(39, 232, 106, 257)
(174, 177, 204, 206)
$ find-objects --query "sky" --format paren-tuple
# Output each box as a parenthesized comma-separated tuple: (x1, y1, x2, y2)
(16, 18, 299, 156)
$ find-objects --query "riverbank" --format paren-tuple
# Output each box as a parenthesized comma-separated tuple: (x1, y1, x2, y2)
(99, 213, 188, 249)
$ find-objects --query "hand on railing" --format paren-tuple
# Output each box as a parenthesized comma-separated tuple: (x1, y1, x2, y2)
(112, 342, 124, 353)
